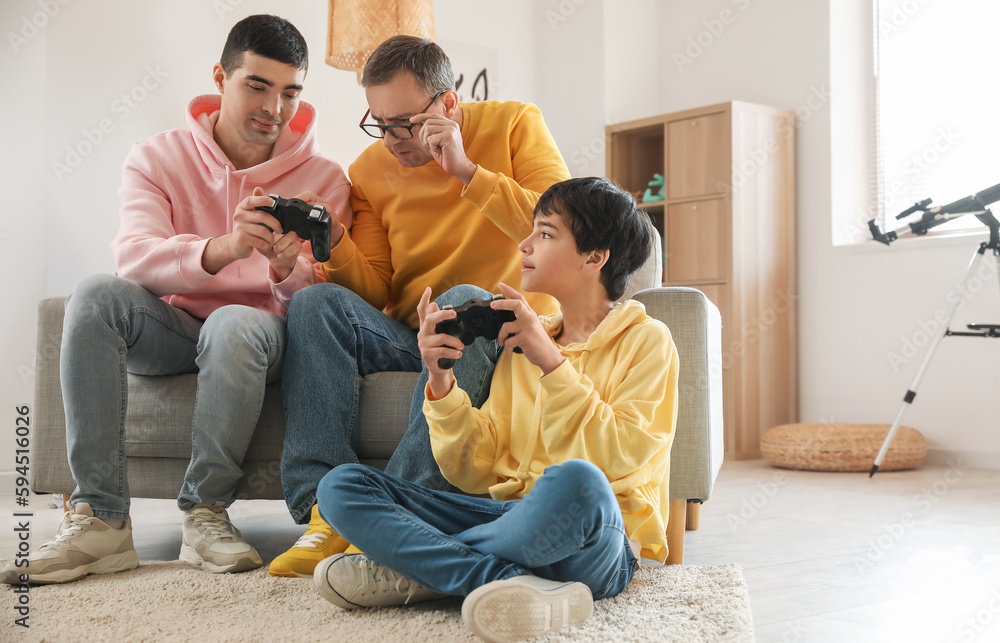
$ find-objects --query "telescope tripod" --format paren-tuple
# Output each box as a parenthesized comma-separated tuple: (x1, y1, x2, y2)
(868, 182, 1000, 476)
(870, 235, 1000, 476)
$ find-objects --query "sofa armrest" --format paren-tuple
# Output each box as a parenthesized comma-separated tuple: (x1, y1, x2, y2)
(32, 297, 72, 493)
(633, 287, 724, 502)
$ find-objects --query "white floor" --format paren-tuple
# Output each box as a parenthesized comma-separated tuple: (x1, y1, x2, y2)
(3, 459, 999, 642)
(684, 460, 1000, 643)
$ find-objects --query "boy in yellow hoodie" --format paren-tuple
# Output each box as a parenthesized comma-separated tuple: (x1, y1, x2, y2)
(312, 177, 679, 642)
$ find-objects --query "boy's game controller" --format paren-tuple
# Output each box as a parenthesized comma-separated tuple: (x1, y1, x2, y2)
(435, 294, 520, 369)
(256, 194, 332, 262)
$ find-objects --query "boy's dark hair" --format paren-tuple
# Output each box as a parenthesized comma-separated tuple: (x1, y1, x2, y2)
(535, 177, 654, 301)
(220, 15, 309, 77)
(362, 35, 455, 96)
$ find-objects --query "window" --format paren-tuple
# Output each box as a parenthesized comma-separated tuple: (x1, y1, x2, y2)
(876, 0, 1000, 237)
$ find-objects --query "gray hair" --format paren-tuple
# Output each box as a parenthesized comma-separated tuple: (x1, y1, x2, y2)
(361, 35, 455, 96)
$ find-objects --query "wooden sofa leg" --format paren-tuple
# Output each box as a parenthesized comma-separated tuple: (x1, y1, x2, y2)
(685, 502, 701, 531)
(665, 498, 686, 565)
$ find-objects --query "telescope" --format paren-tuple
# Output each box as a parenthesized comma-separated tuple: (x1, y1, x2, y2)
(867, 181, 1000, 477)
(868, 181, 1000, 247)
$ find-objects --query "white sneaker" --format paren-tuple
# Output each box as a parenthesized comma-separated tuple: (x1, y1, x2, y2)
(313, 553, 444, 610)
(180, 506, 262, 573)
(0, 502, 138, 585)
(462, 575, 594, 642)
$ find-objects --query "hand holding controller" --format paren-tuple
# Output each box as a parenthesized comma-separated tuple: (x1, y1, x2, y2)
(256, 194, 332, 262)
(434, 294, 521, 369)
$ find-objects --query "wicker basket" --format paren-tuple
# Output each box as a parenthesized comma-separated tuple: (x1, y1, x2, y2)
(760, 423, 927, 472)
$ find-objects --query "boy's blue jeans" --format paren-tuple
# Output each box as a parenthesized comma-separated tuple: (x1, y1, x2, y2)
(280, 283, 500, 524)
(317, 459, 638, 600)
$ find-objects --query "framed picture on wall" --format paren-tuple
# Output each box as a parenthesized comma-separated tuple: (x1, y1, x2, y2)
(439, 40, 497, 102)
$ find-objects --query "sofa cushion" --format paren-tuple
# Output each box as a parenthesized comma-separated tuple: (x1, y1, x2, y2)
(123, 375, 287, 461)
(358, 372, 421, 460)
(124, 373, 420, 463)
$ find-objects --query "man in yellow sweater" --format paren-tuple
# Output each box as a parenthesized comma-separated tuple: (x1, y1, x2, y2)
(273, 35, 570, 577)
(312, 177, 679, 642)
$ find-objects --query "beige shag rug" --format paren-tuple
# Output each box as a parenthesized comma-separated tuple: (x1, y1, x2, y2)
(4, 562, 753, 642)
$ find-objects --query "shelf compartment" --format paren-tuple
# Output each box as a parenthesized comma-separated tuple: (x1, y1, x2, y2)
(665, 200, 726, 282)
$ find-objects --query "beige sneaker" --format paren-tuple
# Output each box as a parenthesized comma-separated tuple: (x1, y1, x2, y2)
(462, 575, 594, 642)
(179, 506, 262, 574)
(313, 553, 444, 610)
(0, 502, 138, 585)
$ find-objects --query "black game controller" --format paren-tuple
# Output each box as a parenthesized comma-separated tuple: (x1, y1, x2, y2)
(256, 194, 332, 262)
(435, 294, 520, 369)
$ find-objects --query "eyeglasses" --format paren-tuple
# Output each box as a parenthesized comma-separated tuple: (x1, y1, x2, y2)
(359, 90, 447, 139)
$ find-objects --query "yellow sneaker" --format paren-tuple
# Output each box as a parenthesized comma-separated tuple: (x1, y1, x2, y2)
(268, 506, 349, 577)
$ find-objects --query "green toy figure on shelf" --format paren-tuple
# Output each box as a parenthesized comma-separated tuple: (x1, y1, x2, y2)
(642, 173, 664, 202)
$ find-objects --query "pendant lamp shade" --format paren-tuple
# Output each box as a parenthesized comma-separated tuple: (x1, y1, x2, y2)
(326, 0, 435, 83)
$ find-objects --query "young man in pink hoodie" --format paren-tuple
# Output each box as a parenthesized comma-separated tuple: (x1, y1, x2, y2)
(0, 15, 351, 585)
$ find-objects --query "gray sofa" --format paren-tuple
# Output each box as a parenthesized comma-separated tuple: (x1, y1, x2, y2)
(31, 240, 724, 563)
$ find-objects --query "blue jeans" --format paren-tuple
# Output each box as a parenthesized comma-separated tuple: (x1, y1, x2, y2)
(318, 459, 637, 600)
(63, 274, 285, 521)
(280, 283, 499, 524)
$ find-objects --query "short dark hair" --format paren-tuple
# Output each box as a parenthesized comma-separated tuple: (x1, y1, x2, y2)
(361, 35, 455, 96)
(534, 177, 654, 301)
(220, 15, 309, 77)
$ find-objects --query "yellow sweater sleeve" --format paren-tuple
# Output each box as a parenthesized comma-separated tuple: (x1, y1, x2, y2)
(316, 177, 393, 311)
(460, 103, 571, 242)
(424, 381, 501, 495)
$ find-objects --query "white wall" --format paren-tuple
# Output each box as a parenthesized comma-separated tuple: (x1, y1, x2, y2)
(532, 0, 605, 178)
(3, 0, 997, 480)
(1, 0, 48, 488)
(532, 0, 665, 178)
